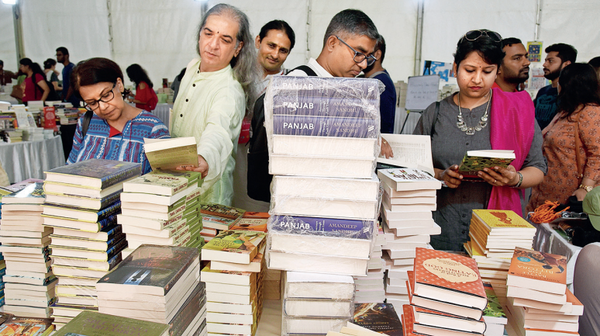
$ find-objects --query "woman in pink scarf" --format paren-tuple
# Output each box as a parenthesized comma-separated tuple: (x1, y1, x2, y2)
(413, 29, 546, 251)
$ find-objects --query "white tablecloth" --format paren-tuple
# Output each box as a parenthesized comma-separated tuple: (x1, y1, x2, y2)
(153, 103, 172, 128)
(533, 223, 582, 286)
(0, 136, 65, 183)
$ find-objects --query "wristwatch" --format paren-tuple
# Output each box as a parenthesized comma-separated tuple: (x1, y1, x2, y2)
(579, 184, 594, 192)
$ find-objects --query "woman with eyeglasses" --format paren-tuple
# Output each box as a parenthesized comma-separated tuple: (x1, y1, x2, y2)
(413, 29, 546, 251)
(67, 57, 169, 174)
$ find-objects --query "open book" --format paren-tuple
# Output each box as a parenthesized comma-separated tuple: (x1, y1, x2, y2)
(377, 134, 434, 176)
(144, 137, 198, 171)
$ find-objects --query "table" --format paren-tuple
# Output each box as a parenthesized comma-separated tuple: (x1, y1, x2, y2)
(532, 223, 582, 286)
(153, 103, 172, 128)
(0, 136, 65, 183)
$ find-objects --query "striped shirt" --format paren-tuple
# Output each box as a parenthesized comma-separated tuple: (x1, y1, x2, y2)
(67, 111, 170, 174)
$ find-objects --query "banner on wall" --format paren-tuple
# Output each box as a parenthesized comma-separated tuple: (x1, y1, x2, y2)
(422, 61, 454, 82)
(527, 41, 543, 63)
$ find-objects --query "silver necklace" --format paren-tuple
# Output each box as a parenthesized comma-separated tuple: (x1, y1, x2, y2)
(456, 90, 492, 136)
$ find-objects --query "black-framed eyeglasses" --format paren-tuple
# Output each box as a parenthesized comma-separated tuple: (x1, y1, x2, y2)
(84, 82, 116, 112)
(462, 30, 502, 43)
(334, 35, 377, 67)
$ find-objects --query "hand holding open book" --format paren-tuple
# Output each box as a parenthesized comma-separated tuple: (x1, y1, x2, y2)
(143, 137, 208, 177)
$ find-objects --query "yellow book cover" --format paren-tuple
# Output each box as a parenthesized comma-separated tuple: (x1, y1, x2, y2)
(473, 209, 534, 230)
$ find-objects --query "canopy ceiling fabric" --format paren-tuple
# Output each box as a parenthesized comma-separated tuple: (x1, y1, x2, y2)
(1, 0, 599, 89)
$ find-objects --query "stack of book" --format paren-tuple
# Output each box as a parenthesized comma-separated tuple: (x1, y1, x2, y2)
(201, 229, 267, 335)
(353, 223, 386, 304)
(465, 209, 536, 303)
(0, 182, 57, 318)
(483, 282, 508, 336)
(402, 247, 488, 336)
(41, 159, 141, 328)
(377, 168, 442, 307)
(0, 187, 12, 308)
(96, 244, 206, 336)
(505, 247, 583, 336)
(199, 203, 245, 243)
(118, 170, 204, 253)
(53, 310, 169, 336)
(282, 271, 355, 335)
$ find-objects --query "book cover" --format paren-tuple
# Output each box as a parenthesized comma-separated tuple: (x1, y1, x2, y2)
(202, 230, 266, 262)
(413, 247, 487, 308)
(53, 311, 169, 336)
(272, 114, 378, 138)
(45, 159, 142, 189)
(43, 213, 117, 233)
(457, 150, 515, 179)
(44, 190, 121, 210)
(96, 244, 199, 296)
(269, 76, 379, 100)
(200, 203, 245, 220)
(272, 95, 378, 118)
(42, 201, 121, 223)
(483, 282, 507, 324)
(472, 209, 535, 230)
(507, 247, 567, 287)
(353, 303, 402, 336)
(268, 215, 374, 239)
(1, 182, 45, 204)
(143, 137, 198, 172)
(0, 316, 54, 336)
(123, 170, 202, 196)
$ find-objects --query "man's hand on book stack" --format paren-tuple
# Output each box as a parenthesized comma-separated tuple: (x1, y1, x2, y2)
(177, 155, 209, 179)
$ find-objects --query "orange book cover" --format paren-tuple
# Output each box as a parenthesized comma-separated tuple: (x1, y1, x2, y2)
(507, 247, 566, 285)
(565, 288, 582, 307)
(401, 304, 419, 336)
(472, 209, 534, 230)
(413, 247, 486, 300)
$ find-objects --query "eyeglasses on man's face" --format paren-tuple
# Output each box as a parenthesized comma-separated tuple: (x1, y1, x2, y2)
(334, 35, 377, 67)
(84, 82, 117, 112)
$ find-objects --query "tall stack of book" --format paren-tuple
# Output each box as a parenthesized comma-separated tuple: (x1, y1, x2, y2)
(282, 271, 355, 335)
(0, 183, 56, 318)
(41, 159, 141, 328)
(0, 187, 13, 308)
(505, 247, 583, 336)
(353, 223, 386, 304)
(377, 168, 441, 307)
(263, 76, 382, 334)
(201, 229, 267, 335)
(465, 209, 536, 304)
(96, 244, 206, 336)
(402, 247, 488, 336)
(199, 203, 245, 243)
(118, 170, 204, 254)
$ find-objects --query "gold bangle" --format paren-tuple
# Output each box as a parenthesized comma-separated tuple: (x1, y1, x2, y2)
(579, 184, 594, 192)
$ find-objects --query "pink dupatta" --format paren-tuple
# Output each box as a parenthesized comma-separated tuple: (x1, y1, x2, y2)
(487, 87, 535, 216)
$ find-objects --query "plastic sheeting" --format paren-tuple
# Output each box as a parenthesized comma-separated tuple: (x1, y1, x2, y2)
(0, 0, 599, 90)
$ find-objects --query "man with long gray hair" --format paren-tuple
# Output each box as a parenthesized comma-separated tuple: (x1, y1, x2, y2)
(172, 3, 261, 205)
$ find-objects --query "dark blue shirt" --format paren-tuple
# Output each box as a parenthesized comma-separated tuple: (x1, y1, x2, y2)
(61, 62, 74, 101)
(534, 84, 558, 130)
(372, 70, 396, 133)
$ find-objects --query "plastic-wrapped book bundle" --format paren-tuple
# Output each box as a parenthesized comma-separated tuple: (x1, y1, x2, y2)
(376, 167, 442, 308)
(263, 76, 383, 335)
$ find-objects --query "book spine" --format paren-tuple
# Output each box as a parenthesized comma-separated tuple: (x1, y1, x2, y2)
(268, 215, 374, 239)
(106, 237, 128, 260)
(272, 115, 378, 138)
(100, 165, 142, 189)
(100, 192, 122, 209)
(97, 201, 121, 221)
(105, 232, 126, 249)
(270, 77, 379, 101)
(98, 214, 118, 231)
(272, 96, 378, 118)
(104, 224, 122, 241)
(168, 282, 203, 335)
(107, 252, 123, 271)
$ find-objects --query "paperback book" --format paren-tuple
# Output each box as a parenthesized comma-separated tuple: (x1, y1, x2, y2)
(457, 150, 515, 180)
(44, 159, 142, 189)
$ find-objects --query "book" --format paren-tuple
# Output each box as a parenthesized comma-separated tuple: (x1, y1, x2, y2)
(202, 230, 266, 264)
(210, 245, 265, 273)
(143, 137, 198, 171)
(0, 316, 54, 335)
(410, 305, 486, 333)
(377, 168, 441, 191)
(270, 135, 378, 158)
(120, 185, 198, 206)
(483, 282, 507, 325)
(268, 215, 374, 239)
(284, 298, 353, 318)
(50, 238, 127, 261)
(457, 150, 515, 179)
(44, 190, 121, 210)
(272, 174, 380, 201)
(284, 317, 348, 335)
(201, 264, 253, 286)
(269, 231, 372, 259)
(271, 115, 378, 138)
(96, 244, 199, 298)
(44, 159, 142, 189)
(42, 201, 121, 223)
(1, 182, 45, 204)
(53, 311, 169, 336)
(122, 170, 202, 196)
(271, 194, 379, 219)
(269, 250, 368, 276)
(377, 134, 435, 176)
(43, 178, 132, 198)
(506, 247, 567, 295)
(270, 154, 375, 179)
(42, 213, 117, 232)
(230, 212, 269, 232)
(200, 203, 245, 230)
(472, 209, 535, 234)
(271, 94, 378, 119)
(353, 303, 402, 336)
(412, 247, 487, 310)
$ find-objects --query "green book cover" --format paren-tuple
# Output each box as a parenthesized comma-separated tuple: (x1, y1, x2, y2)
(53, 311, 169, 336)
(457, 150, 515, 179)
(203, 230, 266, 256)
(483, 282, 507, 323)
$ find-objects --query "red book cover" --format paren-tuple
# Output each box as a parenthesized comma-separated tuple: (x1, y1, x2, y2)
(413, 247, 486, 305)
(401, 304, 419, 336)
(43, 106, 57, 129)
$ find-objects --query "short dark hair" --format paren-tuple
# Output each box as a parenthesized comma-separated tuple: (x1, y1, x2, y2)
(72, 57, 124, 93)
(323, 9, 379, 47)
(126, 63, 153, 88)
(501, 37, 523, 49)
(545, 43, 577, 64)
(56, 46, 69, 55)
(374, 35, 386, 63)
(0, 60, 3, 66)
(43, 58, 57, 70)
(259, 20, 296, 51)
(454, 29, 504, 68)
(588, 56, 600, 71)
(557, 63, 600, 118)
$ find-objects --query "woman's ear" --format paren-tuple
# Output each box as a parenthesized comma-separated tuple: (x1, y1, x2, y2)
(116, 78, 124, 92)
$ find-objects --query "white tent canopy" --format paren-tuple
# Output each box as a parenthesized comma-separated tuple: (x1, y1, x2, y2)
(1, 0, 599, 89)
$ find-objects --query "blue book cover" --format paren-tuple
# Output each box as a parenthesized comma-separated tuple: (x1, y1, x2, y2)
(272, 95, 379, 119)
(270, 76, 380, 101)
(43, 201, 121, 222)
(269, 215, 374, 239)
(45, 159, 142, 189)
(272, 115, 378, 138)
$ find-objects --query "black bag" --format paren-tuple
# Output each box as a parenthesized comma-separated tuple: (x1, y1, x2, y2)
(247, 65, 317, 202)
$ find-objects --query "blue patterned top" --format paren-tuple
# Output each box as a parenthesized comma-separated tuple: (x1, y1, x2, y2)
(67, 111, 170, 174)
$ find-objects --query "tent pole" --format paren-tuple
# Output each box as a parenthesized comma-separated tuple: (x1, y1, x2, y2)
(12, 2, 24, 62)
(106, 0, 115, 58)
(413, 0, 425, 76)
(306, 0, 312, 63)
(534, 0, 542, 40)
